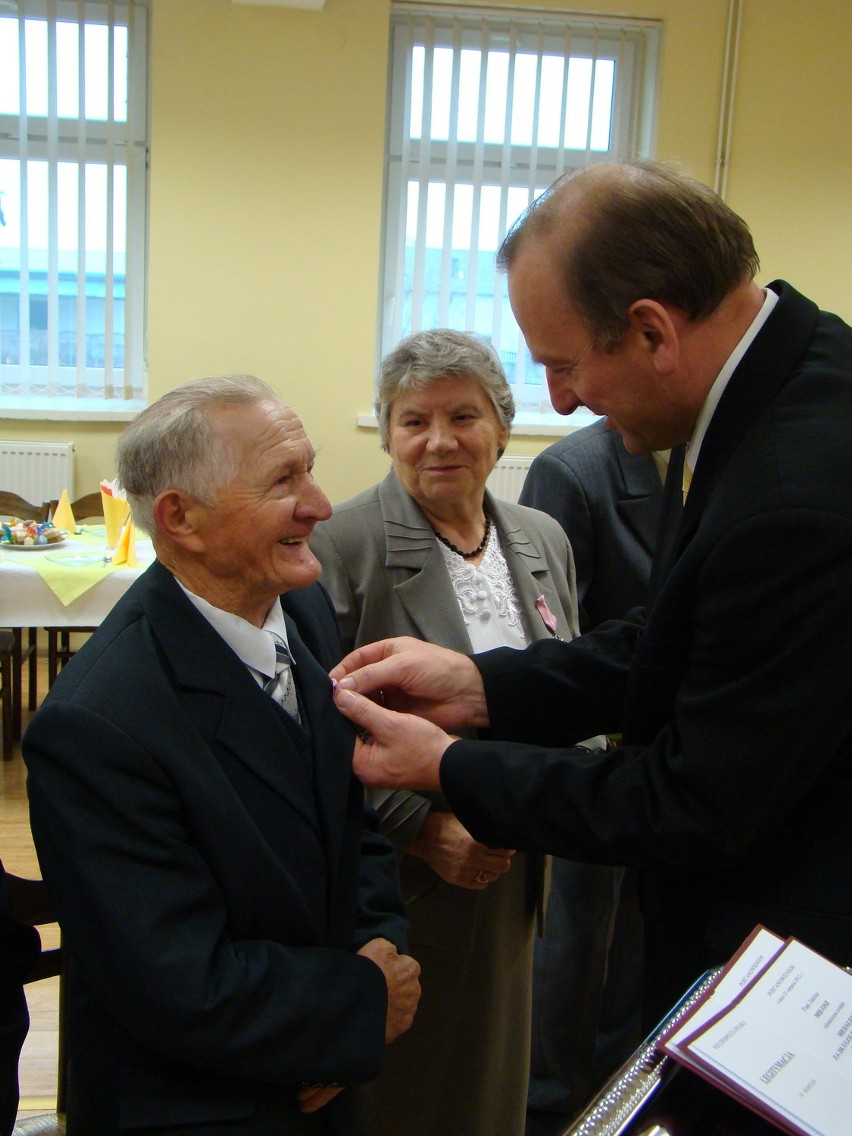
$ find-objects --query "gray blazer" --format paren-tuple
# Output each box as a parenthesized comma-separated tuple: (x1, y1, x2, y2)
(313, 469, 579, 658)
(312, 470, 579, 850)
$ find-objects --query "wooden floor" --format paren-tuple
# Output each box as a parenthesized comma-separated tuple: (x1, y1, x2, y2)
(2, 649, 62, 1121)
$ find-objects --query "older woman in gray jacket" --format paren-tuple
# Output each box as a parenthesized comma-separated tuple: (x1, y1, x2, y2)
(311, 330, 581, 1136)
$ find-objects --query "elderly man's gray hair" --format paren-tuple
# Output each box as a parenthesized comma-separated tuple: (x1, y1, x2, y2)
(117, 374, 277, 535)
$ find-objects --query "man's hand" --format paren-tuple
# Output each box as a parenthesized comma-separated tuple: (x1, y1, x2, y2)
(333, 686, 451, 791)
(331, 637, 489, 732)
(409, 811, 515, 889)
(358, 937, 421, 1044)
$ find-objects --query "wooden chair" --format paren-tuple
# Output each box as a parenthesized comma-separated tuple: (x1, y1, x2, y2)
(0, 493, 54, 738)
(5, 874, 67, 1135)
(0, 629, 13, 761)
(45, 492, 105, 687)
(65, 492, 103, 524)
(0, 493, 53, 524)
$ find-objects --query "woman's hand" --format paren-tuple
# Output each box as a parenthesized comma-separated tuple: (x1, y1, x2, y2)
(409, 811, 515, 889)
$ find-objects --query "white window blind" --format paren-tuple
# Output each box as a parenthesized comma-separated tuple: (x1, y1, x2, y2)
(380, 4, 659, 427)
(0, 0, 148, 416)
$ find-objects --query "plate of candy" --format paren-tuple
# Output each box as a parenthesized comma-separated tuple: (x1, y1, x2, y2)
(0, 519, 67, 550)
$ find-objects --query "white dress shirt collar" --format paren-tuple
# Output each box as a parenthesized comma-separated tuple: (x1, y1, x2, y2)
(685, 286, 779, 475)
(177, 582, 292, 686)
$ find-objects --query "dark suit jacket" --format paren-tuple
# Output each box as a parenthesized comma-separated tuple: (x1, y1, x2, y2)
(23, 562, 407, 1135)
(519, 419, 663, 629)
(440, 282, 852, 1025)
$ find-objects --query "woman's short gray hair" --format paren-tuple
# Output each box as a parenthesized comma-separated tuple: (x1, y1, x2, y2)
(375, 329, 515, 453)
(117, 374, 277, 535)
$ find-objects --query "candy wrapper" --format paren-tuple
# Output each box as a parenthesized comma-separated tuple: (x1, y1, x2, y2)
(0, 519, 64, 546)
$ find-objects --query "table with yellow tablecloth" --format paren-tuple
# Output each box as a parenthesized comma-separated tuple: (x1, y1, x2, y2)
(0, 526, 154, 629)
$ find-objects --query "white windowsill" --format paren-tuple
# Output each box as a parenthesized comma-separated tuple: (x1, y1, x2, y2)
(0, 396, 145, 422)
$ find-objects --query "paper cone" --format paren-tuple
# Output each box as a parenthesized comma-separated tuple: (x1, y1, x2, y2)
(52, 489, 76, 533)
(101, 489, 130, 548)
(112, 518, 137, 567)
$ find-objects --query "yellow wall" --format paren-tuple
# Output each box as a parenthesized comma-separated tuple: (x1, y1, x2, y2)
(3, 0, 851, 504)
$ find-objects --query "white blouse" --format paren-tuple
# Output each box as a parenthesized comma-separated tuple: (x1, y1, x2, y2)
(436, 525, 529, 653)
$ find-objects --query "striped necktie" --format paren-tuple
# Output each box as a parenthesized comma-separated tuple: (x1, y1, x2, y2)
(682, 461, 693, 504)
(264, 639, 300, 721)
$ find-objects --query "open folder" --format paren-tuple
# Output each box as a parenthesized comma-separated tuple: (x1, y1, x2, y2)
(565, 926, 851, 1136)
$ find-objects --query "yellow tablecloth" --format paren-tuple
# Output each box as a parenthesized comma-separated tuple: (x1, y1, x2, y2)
(0, 526, 154, 606)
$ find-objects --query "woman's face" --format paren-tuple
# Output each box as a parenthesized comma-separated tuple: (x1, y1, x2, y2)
(388, 374, 510, 515)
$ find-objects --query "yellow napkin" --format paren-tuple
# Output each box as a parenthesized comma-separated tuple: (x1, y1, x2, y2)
(101, 487, 130, 549)
(112, 518, 137, 567)
(52, 489, 76, 533)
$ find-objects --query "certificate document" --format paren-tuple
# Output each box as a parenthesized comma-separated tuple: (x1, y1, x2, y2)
(663, 930, 852, 1136)
(662, 925, 785, 1057)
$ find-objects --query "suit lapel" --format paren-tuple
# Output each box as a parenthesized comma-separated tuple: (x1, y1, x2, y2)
(687, 282, 818, 517)
(490, 495, 564, 640)
(143, 565, 321, 829)
(614, 444, 663, 556)
(285, 614, 354, 876)
(378, 473, 474, 652)
(656, 282, 819, 581)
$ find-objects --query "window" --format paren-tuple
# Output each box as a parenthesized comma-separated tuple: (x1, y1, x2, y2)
(379, 4, 660, 430)
(0, 0, 148, 418)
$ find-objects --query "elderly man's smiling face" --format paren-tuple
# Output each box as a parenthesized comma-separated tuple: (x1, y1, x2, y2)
(186, 399, 332, 624)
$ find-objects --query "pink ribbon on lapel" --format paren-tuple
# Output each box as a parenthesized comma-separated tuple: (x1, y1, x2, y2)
(535, 594, 559, 636)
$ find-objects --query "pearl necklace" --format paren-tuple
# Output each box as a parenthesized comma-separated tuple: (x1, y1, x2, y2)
(432, 517, 492, 559)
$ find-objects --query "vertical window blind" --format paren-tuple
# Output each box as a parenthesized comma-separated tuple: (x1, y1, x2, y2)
(0, 0, 148, 411)
(380, 5, 659, 422)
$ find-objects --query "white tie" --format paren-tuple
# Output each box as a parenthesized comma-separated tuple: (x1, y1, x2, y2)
(264, 639, 300, 721)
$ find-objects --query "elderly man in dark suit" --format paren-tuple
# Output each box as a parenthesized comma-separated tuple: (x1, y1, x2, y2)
(23, 375, 420, 1136)
(519, 422, 664, 1130)
(328, 161, 852, 1036)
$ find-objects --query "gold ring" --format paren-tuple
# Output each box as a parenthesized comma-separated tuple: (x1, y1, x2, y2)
(474, 870, 489, 884)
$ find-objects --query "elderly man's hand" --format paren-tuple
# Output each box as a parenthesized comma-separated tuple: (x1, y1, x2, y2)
(358, 937, 421, 1044)
(331, 636, 489, 732)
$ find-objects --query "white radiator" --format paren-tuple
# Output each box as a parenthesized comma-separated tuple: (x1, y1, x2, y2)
(0, 440, 75, 504)
(486, 456, 534, 503)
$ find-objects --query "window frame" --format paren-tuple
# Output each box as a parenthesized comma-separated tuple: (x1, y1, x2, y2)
(374, 3, 660, 435)
(0, 0, 149, 421)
